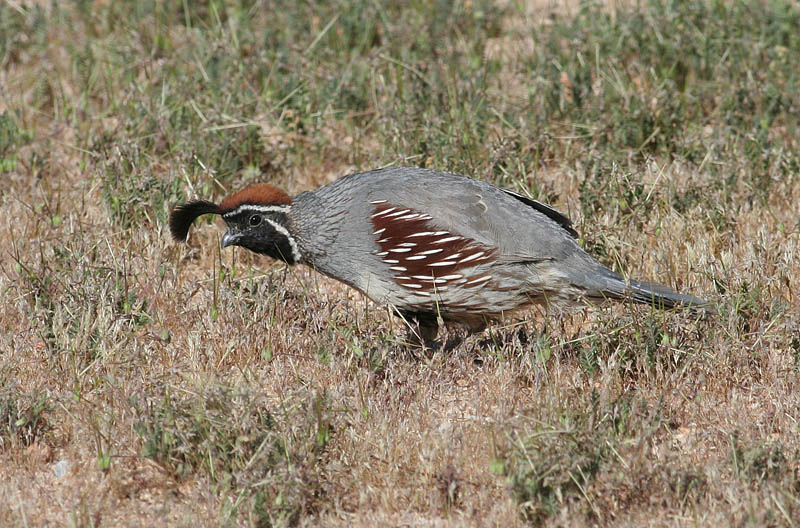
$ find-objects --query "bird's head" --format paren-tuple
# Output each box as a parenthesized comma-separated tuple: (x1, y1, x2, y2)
(169, 183, 301, 264)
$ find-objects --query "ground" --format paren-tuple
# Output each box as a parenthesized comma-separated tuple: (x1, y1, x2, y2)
(1, 0, 799, 526)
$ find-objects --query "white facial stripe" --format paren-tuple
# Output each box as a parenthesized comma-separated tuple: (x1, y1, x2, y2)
(263, 217, 302, 263)
(223, 204, 291, 218)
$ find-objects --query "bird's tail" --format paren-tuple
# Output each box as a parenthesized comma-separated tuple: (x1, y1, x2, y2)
(624, 278, 709, 311)
(585, 267, 709, 313)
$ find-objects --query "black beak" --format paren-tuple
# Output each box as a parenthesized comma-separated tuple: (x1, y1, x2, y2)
(221, 231, 241, 248)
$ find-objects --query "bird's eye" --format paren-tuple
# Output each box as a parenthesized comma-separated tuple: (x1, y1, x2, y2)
(249, 214, 262, 227)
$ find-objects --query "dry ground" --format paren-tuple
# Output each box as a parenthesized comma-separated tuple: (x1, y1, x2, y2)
(1, 1, 799, 526)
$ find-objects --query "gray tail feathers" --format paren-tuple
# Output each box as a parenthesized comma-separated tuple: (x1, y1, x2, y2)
(587, 268, 709, 312)
(625, 278, 709, 311)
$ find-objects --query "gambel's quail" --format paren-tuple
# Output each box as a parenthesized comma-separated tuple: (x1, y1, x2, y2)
(170, 167, 707, 342)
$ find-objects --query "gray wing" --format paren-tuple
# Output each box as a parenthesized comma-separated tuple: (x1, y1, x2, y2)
(292, 168, 595, 304)
(501, 189, 578, 238)
(333, 168, 580, 263)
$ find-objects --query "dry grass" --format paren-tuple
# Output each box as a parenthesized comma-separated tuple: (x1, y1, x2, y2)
(1, 0, 799, 526)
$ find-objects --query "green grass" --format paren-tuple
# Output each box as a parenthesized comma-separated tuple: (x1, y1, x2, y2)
(503, 391, 697, 523)
(1, 0, 799, 525)
(0, 385, 51, 449)
(133, 384, 331, 525)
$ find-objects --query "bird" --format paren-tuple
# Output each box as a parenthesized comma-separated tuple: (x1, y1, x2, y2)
(169, 167, 708, 344)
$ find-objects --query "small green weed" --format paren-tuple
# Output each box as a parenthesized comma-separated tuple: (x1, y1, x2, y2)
(503, 392, 706, 524)
(0, 387, 52, 449)
(731, 433, 798, 485)
(133, 384, 331, 525)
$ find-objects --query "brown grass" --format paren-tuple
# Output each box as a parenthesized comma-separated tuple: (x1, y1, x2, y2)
(1, 0, 799, 526)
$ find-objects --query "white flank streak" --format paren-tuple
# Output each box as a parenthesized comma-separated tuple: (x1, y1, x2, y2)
(405, 255, 426, 260)
(370, 199, 387, 204)
(432, 279, 447, 284)
(407, 231, 437, 238)
(459, 251, 484, 263)
(413, 275, 434, 281)
(465, 275, 492, 286)
(223, 204, 291, 218)
(373, 228, 386, 235)
(442, 253, 462, 260)
(440, 274, 464, 280)
(436, 286, 449, 291)
(385, 209, 410, 218)
(390, 266, 407, 272)
(264, 218, 302, 263)
(402, 283, 422, 289)
(419, 215, 433, 220)
(377, 238, 391, 243)
(395, 276, 410, 280)
(375, 251, 388, 256)
(382, 259, 399, 264)
(428, 261, 455, 267)
(389, 247, 412, 253)
(371, 207, 395, 217)
(398, 242, 416, 247)
(397, 213, 420, 220)
(419, 248, 444, 255)
(434, 236, 461, 244)
(413, 291, 431, 297)
(433, 231, 450, 236)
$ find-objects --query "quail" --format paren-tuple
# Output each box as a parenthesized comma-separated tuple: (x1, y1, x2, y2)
(170, 167, 707, 343)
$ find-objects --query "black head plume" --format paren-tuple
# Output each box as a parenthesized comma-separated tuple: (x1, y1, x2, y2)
(169, 200, 221, 241)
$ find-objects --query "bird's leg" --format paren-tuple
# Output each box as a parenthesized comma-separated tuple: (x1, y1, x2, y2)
(412, 321, 439, 348)
(398, 310, 440, 350)
(463, 317, 490, 360)
(466, 318, 487, 336)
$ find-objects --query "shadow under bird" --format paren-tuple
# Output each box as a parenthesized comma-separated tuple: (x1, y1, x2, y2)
(169, 167, 708, 343)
